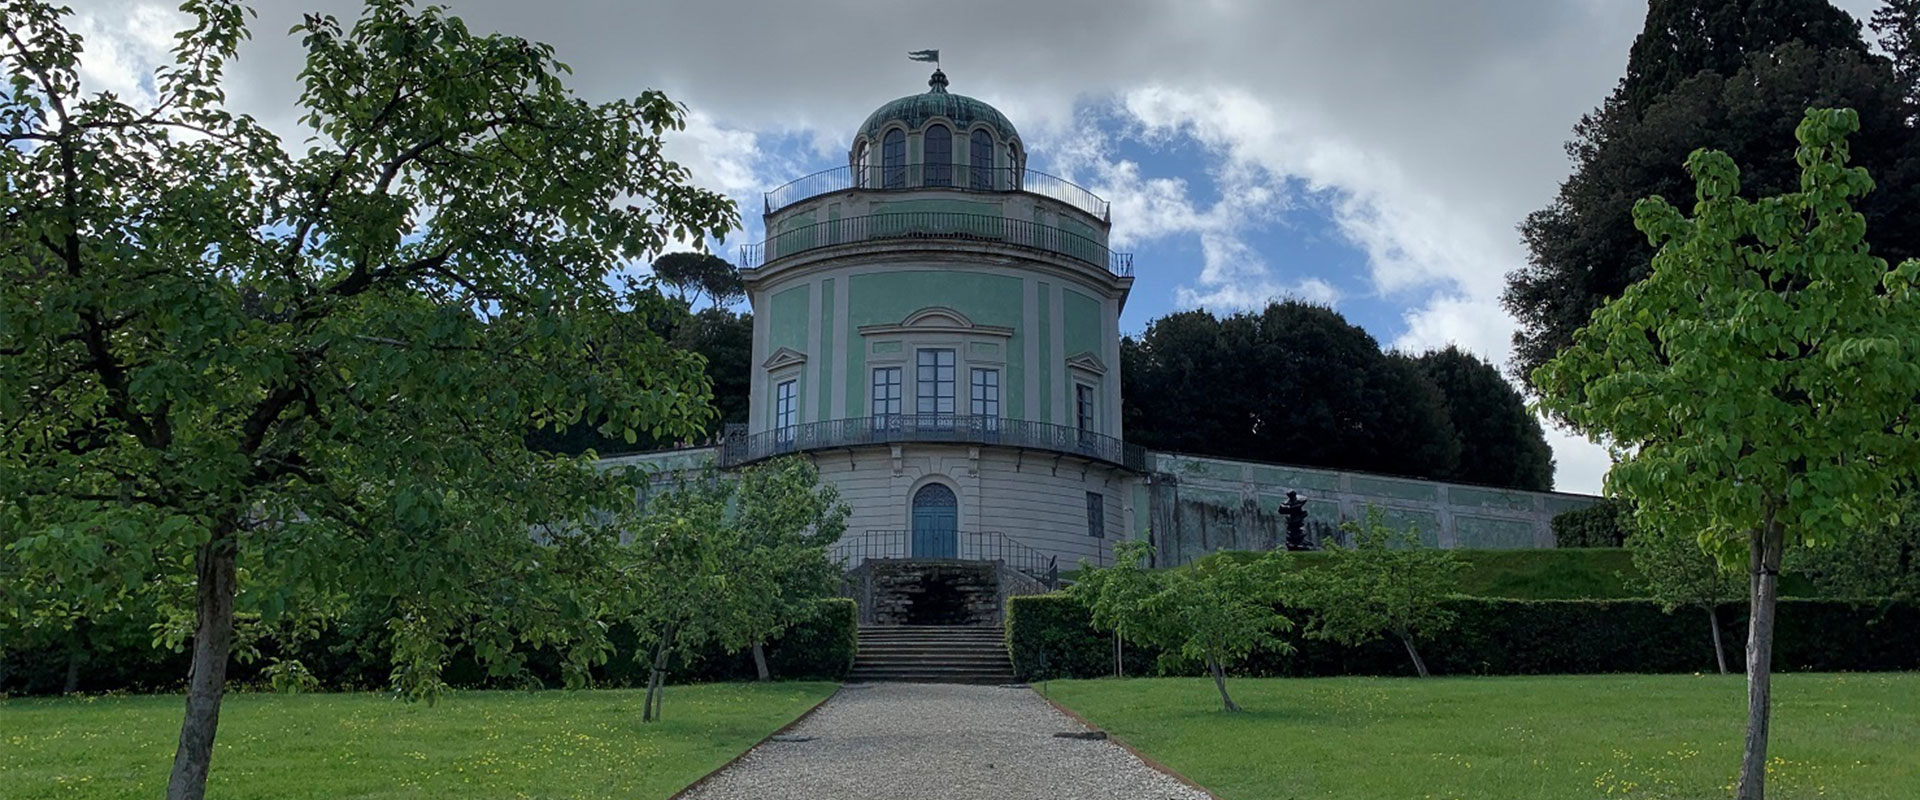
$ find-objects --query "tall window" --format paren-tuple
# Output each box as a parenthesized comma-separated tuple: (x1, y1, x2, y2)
(1075, 383, 1096, 432)
(774, 380, 798, 443)
(923, 124, 951, 186)
(969, 368, 999, 423)
(882, 129, 906, 188)
(969, 130, 995, 189)
(871, 367, 902, 420)
(916, 349, 956, 416)
(1086, 492, 1105, 539)
(853, 141, 869, 188)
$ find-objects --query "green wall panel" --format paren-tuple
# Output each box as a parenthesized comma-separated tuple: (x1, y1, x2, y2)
(1450, 486, 1535, 512)
(769, 285, 810, 355)
(1062, 289, 1103, 360)
(1455, 516, 1539, 549)
(817, 278, 835, 417)
(1348, 475, 1440, 503)
(1248, 464, 1342, 492)
(1037, 281, 1051, 423)
(844, 270, 1024, 419)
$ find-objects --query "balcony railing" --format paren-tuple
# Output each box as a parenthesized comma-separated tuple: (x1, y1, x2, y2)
(830, 529, 1061, 588)
(737, 211, 1134, 277)
(719, 414, 1151, 473)
(764, 164, 1111, 221)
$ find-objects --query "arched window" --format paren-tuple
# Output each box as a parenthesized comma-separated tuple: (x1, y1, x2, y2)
(969, 129, 994, 189)
(1007, 141, 1023, 189)
(853, 140, 869, 188)
(882, 129, 906, 188)
(923, 124, 951, 187)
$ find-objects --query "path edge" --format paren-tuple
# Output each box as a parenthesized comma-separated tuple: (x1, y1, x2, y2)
(667, 682, 844, 800)
(1033, 688, 1216, 798)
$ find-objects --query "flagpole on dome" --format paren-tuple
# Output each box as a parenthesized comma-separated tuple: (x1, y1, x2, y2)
(908, 49, 945, 93)
(907, 49, 940, 69)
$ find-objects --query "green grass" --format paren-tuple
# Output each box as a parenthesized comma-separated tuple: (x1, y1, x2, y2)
(0, 682, 836, 799)
(1045, 673, 1919, 800)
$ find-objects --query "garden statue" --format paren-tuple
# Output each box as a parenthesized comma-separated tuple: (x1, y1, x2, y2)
(1281, 491, 1313, 550)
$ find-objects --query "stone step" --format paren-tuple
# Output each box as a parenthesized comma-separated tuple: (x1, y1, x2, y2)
(847, 668, 1016, 685)
(855, 643, 1007, 654)
(854, 653, 1011, 666)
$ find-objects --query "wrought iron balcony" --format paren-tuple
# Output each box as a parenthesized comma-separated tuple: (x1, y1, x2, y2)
(764, 164, 1111, 221)
(719, 414, 1151, 473)
(737, 211, 1134, 277)
(830, 528, 1061, 588)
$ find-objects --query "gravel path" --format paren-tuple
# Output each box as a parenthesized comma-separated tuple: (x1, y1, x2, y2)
(677, 683, 1212, 800)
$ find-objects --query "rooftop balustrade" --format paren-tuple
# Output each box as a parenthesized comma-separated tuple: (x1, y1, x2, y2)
(764, 164, 1111, 221)
(737, 211, 1133, 276)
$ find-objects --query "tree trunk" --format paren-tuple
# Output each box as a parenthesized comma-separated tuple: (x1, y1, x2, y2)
(63, 632, 83, 694)
(166, 536, 238, 800)
(1396, 629, 1431, 678)
(1207, 656, 1242, 713)
(1736, 518, 1785, 800)
(642, 629, 674, 723)
(1707, 605, 1729, 675)
(1113, 630, 1124, 678)
(751, 641, 770, 683)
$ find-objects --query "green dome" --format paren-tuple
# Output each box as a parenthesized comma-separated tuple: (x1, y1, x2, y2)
(858, 70, 1020, 143)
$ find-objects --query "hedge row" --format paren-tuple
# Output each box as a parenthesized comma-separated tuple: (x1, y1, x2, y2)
(1006, 593, 1920, 681)
(1, 598, 857, 696)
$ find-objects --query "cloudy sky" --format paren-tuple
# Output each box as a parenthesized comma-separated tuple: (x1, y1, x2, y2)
(68, 0, 1892, 494)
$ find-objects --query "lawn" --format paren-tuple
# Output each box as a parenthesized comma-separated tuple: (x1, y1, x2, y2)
(1044, 673, 1919, 800)
(0, 682, 836, 799)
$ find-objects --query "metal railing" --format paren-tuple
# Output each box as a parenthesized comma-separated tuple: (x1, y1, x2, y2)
(764, 164, 1111, 221)
(737, 212, 1134, 277)
(830, 528, 1060, 589)
(719, 415, 1151, 473)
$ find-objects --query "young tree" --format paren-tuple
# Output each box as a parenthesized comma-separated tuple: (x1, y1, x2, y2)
(1073, 542, 1292, 712)
(0, 3, 732, 797)
(621, 475, 730, 722)
(717, 457, 847, 682)
(1290, 510, 1465, 678)
(1629, 523, 1745, 674)
(1534, 108, 1920, 800)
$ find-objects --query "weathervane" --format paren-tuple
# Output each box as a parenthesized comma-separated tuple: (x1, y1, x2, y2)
(908, 49, 940, 69)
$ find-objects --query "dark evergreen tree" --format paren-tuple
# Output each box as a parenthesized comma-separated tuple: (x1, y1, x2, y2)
(1412, 346, 1555, 491)
(1504, 0, 1919, 383)
(1122, 301, 1463, 483)
(1874, 0, 1920, 120)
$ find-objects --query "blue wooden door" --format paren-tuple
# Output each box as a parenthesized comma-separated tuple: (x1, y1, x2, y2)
(911, 484, 958, 558)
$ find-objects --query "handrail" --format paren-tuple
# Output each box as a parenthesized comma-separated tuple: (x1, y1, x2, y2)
(831, 529, 1060, 589)
(764, 164, 1111, 221)
(720, 415, 1151, 473)
(737, 212, 1134, 277)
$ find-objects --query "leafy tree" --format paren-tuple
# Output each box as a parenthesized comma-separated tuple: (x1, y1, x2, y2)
(1072, 542, 1292, 712)
(716, 457, 847, 682)
(1410, 346, 1555, 490)
(1787, 498, 1920, 604)
(1505, 0, 1919, 382)
(0, 3, 732, 797)
(1122, 302, 1465, 484)
(1629, 523, 1745, 674)
(1290, 509, 1464, 678)
(1534, 108, 1920, 800)
(526, 306, 751, 455)
(1874, 0, 1920, 120)
(1550, 497, 1634, 547)
(651, 251, 744, 309)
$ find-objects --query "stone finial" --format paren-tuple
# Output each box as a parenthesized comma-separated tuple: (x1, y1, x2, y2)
(928, 69, 949, 94)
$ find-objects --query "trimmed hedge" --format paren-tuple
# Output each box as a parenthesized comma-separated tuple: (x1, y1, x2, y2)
(1006, 593, 1920, 681)
(2, 598, 858, 695)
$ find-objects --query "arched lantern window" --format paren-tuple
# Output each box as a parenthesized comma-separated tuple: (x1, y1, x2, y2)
(924, 124, 952, 187)
(853, 140, 869, 188)
(969, 129, 994, 189)
(1007, 141, 1023, 188)
(882, 128, 906, 188)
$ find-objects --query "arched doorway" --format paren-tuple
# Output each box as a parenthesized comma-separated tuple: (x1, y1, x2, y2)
(911, 483, 958, 558)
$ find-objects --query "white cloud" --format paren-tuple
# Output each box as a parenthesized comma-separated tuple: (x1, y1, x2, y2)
(69, 2, 184, 105)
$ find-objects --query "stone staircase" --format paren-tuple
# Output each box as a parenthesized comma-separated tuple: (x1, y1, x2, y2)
(848, 625, 1016, 684)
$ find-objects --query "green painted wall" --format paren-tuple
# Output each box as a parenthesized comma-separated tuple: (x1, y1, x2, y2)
(843, 270, 1025, 418)
(1036, 281, 1052, 423)
(769, 285, 810, 355)
(1062, 289, 1102, 359)
(817, 278, 835, 417)
(869, 198, 1002, 217)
